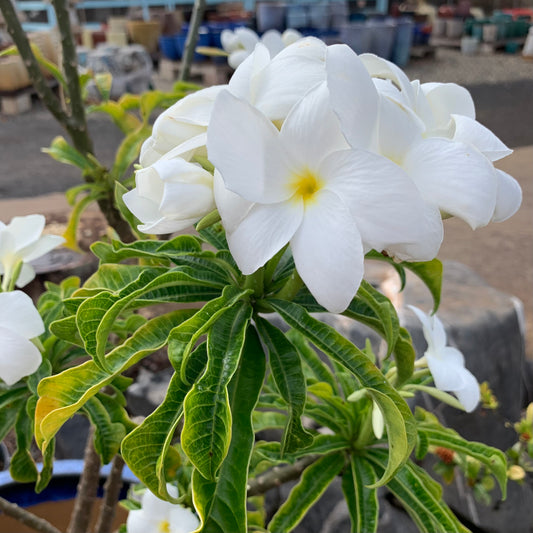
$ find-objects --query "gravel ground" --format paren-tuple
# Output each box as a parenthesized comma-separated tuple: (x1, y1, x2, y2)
(405, 47, 533, 85)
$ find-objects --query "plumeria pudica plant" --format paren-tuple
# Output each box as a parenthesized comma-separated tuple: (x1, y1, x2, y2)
(0, 37, 523, 533)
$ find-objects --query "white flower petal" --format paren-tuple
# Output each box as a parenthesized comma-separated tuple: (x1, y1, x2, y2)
(386, 204, 443, 262)
(139, 136, 162, 167)
(452, 114, 512, 161)
(234, 27, 260, 52)
(20, 234, 64, 263)
(0, 326, 42, 385)
(126, 509, 156, 533)
(421, 82, 476, 127)
(426, 353, 465, 392)
(253, 37, 327, 121)
(319, 149, 426, 252)
(282, 29, 303, 46)
(213, 171, 253, 234)
(7, 215, 45, 252)
(221, 29, 240, 53)
(140, 490, 174, 519)
(408, 305, 436, 347)
(169, 505, 200, 533)
(0, 291, 44, 339)
(492, 169, 522, 223)
(377, 95, 425, 164)
(291, 190, 364, 313)
(229, 49, 252, 69)
(229, 43, 271, 101)
(260, 29, 284, 57)
(159, 181, 214, 220)
(228, 201, 303, 274)
(123, 189, 162, 226)
(402, 138, 497, 229)
(15, 263, 36, 288)
(207, 90, 292, 204)
(429, 313, 448, 352)
(139, 216, 199, 235)
(280, 82, 348, 170)
(327, 45, 379, 150)
(454, 369, 480, 412)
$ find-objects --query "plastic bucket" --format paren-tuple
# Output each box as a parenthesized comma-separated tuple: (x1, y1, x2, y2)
(339, 22, 373, 54)
(368, 19, 396, 60)
(392, 18, 413, 67)
(256, 3, 287, 32)
(159, 35, 180, 60)
(461, 36, 479, 54)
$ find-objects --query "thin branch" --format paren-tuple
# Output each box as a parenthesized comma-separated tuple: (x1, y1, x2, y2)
(0, 496, 63, 533)
(50, 0, 94, 156)
(179, 0, 206, 83)
(93, 454, 125, 533)
(247, 455, 320, 497)
(67, 426, 102, 533)
(0, 0, 68, 125)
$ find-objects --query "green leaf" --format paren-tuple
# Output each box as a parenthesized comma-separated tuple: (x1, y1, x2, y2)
(193, 326, 266, 532)
(268, 453, 345, 533)
(365, 450, 470, 533)
(35, 435, 55, 493)
(122, 344, 207, 499)
(91, 235, 201, 264)
(139, 90, 184, 123)
(357, 281, 399, 358)
(182, 301, 253, 479)
(0, 396, 26, 442)
(416, 407, 507, 499)
(83, 396, 126, 464)
(77, 267, 225, 370)
(286, 329, 338, 393)
(256, 318, 313, 454)
(198, 223, 230, 252)
(63, 192, 102, 252)
(267, 299, 416, 486)
(10, 404, 38, 483)
(88, 101, 142, 134)
(404, 260, 443, 313)
(94, 72, 113, 101)
(111, 125, 151, 181)
(169, 286, 251, 377)
(342, 455, 379, 533)
(35, 310, 195, 453)
(42, 136, 98, 171)
(252, 411, 287, 432)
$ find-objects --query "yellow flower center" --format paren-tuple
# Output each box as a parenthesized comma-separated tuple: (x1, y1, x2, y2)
(290, 168, 323, 204)
(158, 520, 171, 533)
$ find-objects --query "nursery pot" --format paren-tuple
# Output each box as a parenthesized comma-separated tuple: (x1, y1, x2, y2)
(0, 460, 137, 533)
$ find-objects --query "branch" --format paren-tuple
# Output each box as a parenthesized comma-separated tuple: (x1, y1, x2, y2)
(0, 0, 68, 125)
(247, 455, 320, 497)
(50, 0, 94, 155)
(179, 0, 206, 83)
(67, 426, 102, 533)
(93, 455, 125, 533)
(0, 496, 62, 533)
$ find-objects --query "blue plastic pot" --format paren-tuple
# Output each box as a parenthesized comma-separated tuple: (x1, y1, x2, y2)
(159, 35, 180, 60)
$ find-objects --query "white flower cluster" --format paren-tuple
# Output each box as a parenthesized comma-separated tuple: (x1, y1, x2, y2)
(124, 38, 521, 314)
(0, 215, 64, 385)
(221, 27, 303, 68)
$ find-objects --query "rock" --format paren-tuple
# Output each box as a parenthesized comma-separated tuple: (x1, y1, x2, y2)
(126, 367, 174, 417)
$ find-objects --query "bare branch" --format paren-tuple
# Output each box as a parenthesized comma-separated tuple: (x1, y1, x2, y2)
(0, 496, 63, 533)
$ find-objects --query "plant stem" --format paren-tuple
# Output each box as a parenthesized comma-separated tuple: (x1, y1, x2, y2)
(179, 0, 206, 82)
(94, 455, 125, 533)
(0, 496, 62, 533)
(274, 270, 303, 302)
(0, 0, 68, 126)
(67, 426, 101, 533)
(247, 455, 319, 497)
(49, 0, 94, 156)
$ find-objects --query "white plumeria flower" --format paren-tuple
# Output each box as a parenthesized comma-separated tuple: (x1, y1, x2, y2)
(0, 291, 44, 385)
(140, 85, 225, 167)
(221, 27, 303, 69)
(124, 136, 215, 234)
(329, 48, 521, 237)
(0, 215, 64, 289)
(208, 81, 429, 313)
(372, 401, 384, 440)
(409, 305, 480, 413)
(228, 37, 327, 124)
(127, 485, 199, 533)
